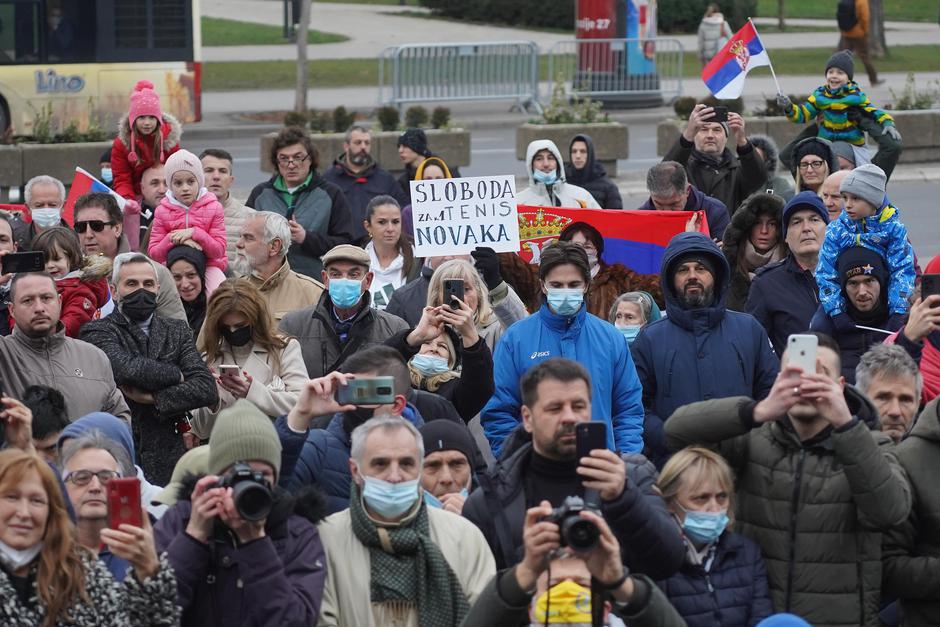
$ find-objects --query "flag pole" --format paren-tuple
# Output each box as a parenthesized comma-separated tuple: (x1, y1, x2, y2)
(748, 18, 783, 95)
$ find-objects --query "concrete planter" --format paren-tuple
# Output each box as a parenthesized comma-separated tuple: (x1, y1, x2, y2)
(259, 129, 471, 175)
(0, 145, 23, 188)
(516, 123, 629, 176)
(0, 141, 110, 189)
(656, 110, 940, 164)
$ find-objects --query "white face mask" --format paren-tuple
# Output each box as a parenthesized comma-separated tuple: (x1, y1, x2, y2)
(0, 539, 42, 571)
(31, 208, 61, 228)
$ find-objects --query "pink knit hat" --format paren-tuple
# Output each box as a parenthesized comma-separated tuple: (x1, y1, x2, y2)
(127, 80, 163, 164)
(164, 150, 205, 190)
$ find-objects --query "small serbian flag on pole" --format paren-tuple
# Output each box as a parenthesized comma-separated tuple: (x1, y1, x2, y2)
(701, 19, 777, 99)
(62, 167, 126, 226)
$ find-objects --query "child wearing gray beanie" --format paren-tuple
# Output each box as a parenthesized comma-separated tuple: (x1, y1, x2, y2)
(814, 163, 915, 332)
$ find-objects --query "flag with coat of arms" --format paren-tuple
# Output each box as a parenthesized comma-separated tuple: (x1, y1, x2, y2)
(701, 19, 774, 99)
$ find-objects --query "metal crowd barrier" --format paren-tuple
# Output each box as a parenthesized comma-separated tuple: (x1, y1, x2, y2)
(378, 41, 542, 113)
(546, 38, 684, 105)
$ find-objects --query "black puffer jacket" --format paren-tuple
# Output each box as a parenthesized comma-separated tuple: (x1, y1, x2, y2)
(663, 136, 766, 215)
(721, 192, 786, 312)
(563, 133, 624, 209)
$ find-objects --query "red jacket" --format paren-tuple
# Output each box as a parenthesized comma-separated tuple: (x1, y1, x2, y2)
(111, 113, 182, 200)
(56, 275, 111, 337)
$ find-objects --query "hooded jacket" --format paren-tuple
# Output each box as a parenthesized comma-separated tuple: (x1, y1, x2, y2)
(638, 184, 731, 240)
(149, 190, 229, 271)
(883, 397, 940, 626)
(246, 172, 355, 278)
(721, 192, 786, 312)
(748, 134, 796, 200)
(630, 233, 779, 467)
(480, 301, 645, 457)
(563, 134, 623, 209)
(516, 140, 601, 209)
(153, 476, 328, 627)
(44, 253, 112, 338)
(665, 387, 911, 627)
(322, 153, 408, 243)
(816, 203, 915, 317)
(111, 113, 182, 200)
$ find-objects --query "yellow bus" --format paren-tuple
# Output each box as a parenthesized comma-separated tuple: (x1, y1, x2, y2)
(0, 0, 201, 136)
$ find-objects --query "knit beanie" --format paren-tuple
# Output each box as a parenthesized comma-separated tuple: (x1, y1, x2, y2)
(756, 615, 812, 627)
(830, 141, 856, 168)
(826, 50, 855, 81)
(164, 149, 205, 190)
(791, 137, 836, 177)
(419, 420, 476, 465)
(836, 246, 888, 292)
(839, 163, 887, 209)
(208, 400, 282, 479)
(127, 80, 163, 164)
(671, 251, 717, 281)
(397, 128, 430, 157)
(167, 245, 207, 280)
(781, 190, 830, 238)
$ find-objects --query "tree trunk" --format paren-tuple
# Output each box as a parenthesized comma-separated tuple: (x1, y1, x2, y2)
(777, 0, 785, 31)
(868, 0, 887, 58)
(294, 0, 312, 112)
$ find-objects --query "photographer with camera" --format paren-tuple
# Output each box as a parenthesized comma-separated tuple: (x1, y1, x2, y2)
(153, 399, 328, 626)
(462, 500, 686, 626)
(464, 358, 684, 579)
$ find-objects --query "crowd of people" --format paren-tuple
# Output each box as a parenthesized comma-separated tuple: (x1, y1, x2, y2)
(0, 63, 934, 627)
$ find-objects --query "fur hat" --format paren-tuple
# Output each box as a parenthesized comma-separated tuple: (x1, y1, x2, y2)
(826, 50, 855, 81)
(127, 80, 163, 163)
(164, 149, 205, 190)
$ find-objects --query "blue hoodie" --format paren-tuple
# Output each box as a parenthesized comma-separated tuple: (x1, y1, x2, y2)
(630, 232, 779, 466)
(480, 300, 645, 458)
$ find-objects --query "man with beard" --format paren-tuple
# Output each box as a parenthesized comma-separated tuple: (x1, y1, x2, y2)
(665, 331, 910, 627)
(630, 232, 779, 467)
(233, 211, 323, 324)
(323, 125, 406, 244)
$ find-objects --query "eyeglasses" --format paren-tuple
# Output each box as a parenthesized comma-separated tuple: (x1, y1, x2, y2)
(798, 160, 826, 171)
(63, 469, 121, 486)
(74, 220, 115, 233)
(276, 154, 309, 166)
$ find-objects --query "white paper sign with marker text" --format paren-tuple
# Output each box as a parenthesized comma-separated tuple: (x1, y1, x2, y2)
(410, 175, 520, 257)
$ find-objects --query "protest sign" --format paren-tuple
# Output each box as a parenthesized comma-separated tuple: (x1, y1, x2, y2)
(410, 175, 520, 257)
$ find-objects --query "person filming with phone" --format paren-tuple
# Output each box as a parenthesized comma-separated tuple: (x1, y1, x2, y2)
(465, 358, 685, 580)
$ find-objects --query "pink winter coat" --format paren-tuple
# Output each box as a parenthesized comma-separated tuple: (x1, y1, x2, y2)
(148, 191, 228, 271)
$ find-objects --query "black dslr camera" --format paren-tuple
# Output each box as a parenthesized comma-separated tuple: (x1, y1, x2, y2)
(546, 496, 601, 552)
(218, 462, 273, 522)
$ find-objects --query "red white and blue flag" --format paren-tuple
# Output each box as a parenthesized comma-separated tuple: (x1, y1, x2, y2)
(62, 167, 126, 226)
(701, 19, 772, 100)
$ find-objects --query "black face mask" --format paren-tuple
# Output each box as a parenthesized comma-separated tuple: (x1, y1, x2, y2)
(222, 325, 252, 347)
(342, 407, 376, 434)
(121, 288, 157, 322)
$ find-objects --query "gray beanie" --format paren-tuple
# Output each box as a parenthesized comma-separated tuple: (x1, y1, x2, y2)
(826, 50, 854, 81)
(830, 141, 856, 167)
(839, 163, 887, 209)
(208, 400, 282, 479)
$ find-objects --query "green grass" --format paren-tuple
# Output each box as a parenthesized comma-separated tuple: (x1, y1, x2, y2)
(202, 45, 940, 91)
(747, 23, 837, 34)
(201, 17, 348, 46)
(756, 0, 938, 22)
(316, 0, 419, 5)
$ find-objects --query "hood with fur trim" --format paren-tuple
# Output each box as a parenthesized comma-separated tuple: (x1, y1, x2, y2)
(116, 112, 182, 154)
(524, 139, 566, 186)
(722, 192, 786, 268)
(748, 134, 780, 175)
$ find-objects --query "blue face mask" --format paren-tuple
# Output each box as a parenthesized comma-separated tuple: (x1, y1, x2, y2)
(329, 278, 363, 309)
(617, 324, 642, 343)
(546, 288, 583, 317)
(361, 476, 420, 518)
(411, 354, 451, 376)
(423, 487, 469, 509)
(533, 169, 558, 185)
(100, 167, 113, 184)
(681, 508, 729, 545)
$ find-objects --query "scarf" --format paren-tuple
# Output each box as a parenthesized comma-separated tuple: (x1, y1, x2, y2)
(739, 240, 784, 279)
(348, 482, 469, 627)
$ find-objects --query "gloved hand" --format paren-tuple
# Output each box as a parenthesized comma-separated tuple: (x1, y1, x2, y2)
(884, 126, 902, 142)
(775, 93, 792, 111)
(831, 313, 857, 334)
(122, 197, 141, 216)
(885, 313, 906, 332)
(471, 247, 503, 291)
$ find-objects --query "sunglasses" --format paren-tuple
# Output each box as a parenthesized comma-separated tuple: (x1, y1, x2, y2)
(74, 220, 115, 233)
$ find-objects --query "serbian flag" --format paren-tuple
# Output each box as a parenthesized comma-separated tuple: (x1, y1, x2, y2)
(62, 167, 126, 226)
(517, 206, 708, 274)
(702, 19, 771, 99)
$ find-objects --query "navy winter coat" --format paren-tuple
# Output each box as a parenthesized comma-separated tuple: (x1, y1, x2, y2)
(322, 155, 408, 242)
(746, 255, 820, 356)
(657, 531, 773, 627)
(630, 232, 779, 466)
(638, 185, 731, 241)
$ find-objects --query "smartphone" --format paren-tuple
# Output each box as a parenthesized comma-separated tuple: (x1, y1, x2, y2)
(107, 477, 143, 529)
(787, 334, 818, 374)
(710, 105, 729, 123)
(921, 274, 940, 302)
(335, 376, 396, 405)
(443, 279, 465, 310)
(576, 422, 608, 458)
(218, 364, 241, 376)
(1, 251, 45, 275)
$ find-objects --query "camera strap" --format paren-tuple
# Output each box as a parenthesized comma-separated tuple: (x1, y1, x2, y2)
(475, 472, 517, 567)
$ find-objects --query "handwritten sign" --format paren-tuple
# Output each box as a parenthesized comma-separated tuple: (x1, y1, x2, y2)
(410, 175, 520, 257)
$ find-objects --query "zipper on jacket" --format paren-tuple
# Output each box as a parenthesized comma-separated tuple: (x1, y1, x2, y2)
(785, 447, 807, 611)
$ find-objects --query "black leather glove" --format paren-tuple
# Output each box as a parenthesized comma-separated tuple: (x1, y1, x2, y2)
(471, 247, 502, 291)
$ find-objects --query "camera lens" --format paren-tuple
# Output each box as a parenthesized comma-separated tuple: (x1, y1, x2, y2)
(562, 516, 599, 552)
(232, 481, 273, 522)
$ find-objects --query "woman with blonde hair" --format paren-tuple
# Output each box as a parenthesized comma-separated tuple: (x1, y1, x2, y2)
(426, 258, 526, 351)
(193, 278, 308, 442)
(0, 449, 178, 626)
(655, 446, 772, 627)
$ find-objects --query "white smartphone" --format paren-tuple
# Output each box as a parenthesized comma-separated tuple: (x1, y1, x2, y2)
(787, 334, 818, 373)
(218, 364, 241, 377)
